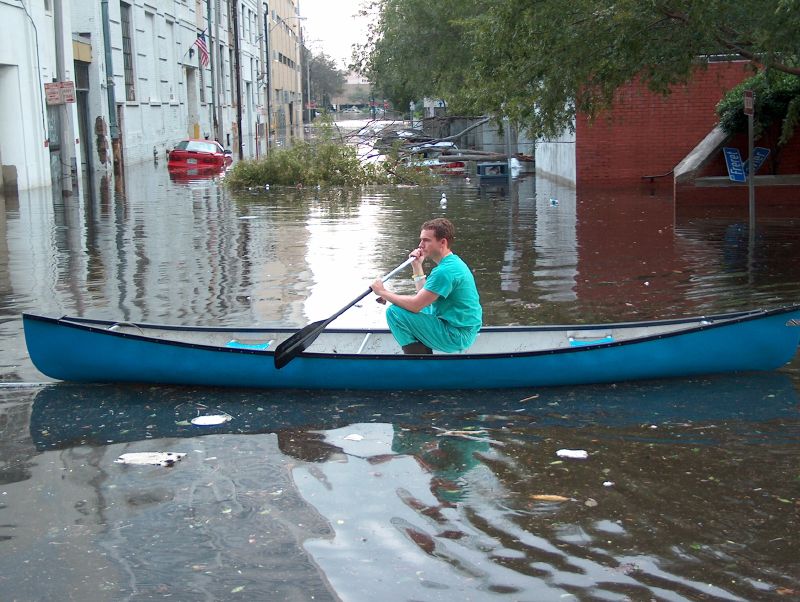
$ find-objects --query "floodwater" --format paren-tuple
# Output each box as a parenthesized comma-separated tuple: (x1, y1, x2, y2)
(1, 158, 799, 601)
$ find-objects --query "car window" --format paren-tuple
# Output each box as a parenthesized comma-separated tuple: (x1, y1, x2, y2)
(185, 141, 218, 153)
(174, 141, 218, 153)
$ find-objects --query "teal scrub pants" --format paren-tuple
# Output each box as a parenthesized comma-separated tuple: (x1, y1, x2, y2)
(386, 304, 479, 353)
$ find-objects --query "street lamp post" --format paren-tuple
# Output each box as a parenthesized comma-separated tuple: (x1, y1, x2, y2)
(306, 41, 311, 123)
(260, 14, 306, 153)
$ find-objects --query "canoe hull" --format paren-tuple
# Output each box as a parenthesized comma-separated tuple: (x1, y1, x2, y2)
(22, 308, 800, 390)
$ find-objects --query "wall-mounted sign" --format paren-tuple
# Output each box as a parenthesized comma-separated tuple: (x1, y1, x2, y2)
(44, 81, 76, 105)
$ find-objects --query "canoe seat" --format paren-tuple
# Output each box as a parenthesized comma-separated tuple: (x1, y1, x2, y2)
(568, 333, 614, 347)
(225, 339, 273, 350)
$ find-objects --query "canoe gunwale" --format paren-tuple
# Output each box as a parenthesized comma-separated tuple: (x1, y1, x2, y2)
(22, 305, 800, 363)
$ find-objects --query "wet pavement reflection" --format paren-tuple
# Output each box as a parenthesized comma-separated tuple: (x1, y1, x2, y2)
(1, 162, 799, 600)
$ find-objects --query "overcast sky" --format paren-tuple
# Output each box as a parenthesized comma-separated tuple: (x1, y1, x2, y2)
(299, 0, 374, 70)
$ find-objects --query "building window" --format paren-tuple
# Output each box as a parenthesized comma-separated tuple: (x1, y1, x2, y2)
(121, 2, 136, 101)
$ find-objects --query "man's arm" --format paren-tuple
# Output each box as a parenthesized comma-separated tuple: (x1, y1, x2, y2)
(371, 280, 439, 313)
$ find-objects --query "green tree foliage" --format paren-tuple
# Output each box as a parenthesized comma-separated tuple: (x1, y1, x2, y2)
(302, 48, 345, 112)
(357, 0, 800, 137)
(353, 0, 483, 112)
(717, 71, 800, 147)
(225, 121, 439, 188)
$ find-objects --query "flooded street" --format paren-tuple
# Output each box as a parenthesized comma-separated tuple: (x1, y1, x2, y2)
(1, 160, 800, 600)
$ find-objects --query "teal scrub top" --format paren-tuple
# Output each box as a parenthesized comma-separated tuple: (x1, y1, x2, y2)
(423, 254, 482, 329)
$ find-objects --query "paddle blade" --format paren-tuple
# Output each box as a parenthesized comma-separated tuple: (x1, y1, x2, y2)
(273, 319, 327, 369)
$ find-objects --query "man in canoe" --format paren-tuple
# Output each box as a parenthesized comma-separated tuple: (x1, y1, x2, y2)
(371, 218, 482, 354)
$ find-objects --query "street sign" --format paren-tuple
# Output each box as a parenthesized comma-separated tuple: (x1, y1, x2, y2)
(723, 147, 746, 182)
(44, 82, 62, 105)
(744, 90, 754, 116)
(59, 81, 76, 103)
(742, 147, 770, 176)
(44, 81, 76, 105)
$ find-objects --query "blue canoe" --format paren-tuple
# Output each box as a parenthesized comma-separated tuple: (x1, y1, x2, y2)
(22, 307, 800, 390)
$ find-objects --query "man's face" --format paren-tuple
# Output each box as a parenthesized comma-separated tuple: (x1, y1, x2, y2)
(418, 228, 446, 261)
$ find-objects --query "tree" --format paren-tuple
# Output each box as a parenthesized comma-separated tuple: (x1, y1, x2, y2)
(358, 0, 800, 137)
(302, 48, 345, 118)
(353, 0, 483, 112)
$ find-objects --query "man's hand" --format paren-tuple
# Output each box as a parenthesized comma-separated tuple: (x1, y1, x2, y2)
(371, 278, 387, 298)
(410, 248, 424, 268)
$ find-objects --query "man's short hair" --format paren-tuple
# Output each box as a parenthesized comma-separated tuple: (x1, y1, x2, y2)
(421, 218, 455, 246)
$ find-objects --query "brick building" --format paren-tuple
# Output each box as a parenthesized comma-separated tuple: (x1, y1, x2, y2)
(537, 59, 800, 205)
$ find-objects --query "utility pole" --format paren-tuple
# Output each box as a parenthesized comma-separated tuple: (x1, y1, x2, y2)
(215, 0, 223, 143)
(264, 11, 272, 153)
(231, 0, 243, 159)
(256, 0, 265, 157)
(208, 0, 217, 140)
(54, 0, 74, 194)
(100, 0, 120, 175)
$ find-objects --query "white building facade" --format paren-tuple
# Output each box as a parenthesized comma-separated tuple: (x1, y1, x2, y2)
(1, 0, 303, 192)
(1, 0, 81, 192)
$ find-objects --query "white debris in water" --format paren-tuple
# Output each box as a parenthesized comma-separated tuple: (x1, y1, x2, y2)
(343, 434, 364, 441)
(556, 449, 589, 460)
(191, 414, 232, 426)
(115, 452, 187, 467)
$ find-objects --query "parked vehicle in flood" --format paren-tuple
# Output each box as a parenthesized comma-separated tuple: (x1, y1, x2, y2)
(167, 139, 232, 172)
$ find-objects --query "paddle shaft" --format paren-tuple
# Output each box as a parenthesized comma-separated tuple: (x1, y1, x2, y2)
(274, 256, 415, 368)
(324, 256, 415, 325)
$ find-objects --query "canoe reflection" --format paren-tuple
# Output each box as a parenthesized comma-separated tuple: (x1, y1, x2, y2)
(30, 373, 799, 451)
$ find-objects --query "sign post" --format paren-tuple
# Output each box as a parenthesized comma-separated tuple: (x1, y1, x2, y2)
(744, 90, 755, 229)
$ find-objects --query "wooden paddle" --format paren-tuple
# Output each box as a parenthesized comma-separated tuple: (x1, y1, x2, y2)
(273, 257, 415, 369)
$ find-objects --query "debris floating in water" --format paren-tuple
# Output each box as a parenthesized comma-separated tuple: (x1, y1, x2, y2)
(115, 452, 187, 467)
(530, 494, 570, 502)
(556, 449, 589, 460)
(191, 414, 232, 426)
(343, 434, 364, 441)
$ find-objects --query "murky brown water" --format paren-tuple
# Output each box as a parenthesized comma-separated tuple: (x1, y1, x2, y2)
(1, 161, 799, 600)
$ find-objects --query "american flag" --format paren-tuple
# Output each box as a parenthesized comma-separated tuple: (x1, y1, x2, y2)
(194, 31, 210, 67)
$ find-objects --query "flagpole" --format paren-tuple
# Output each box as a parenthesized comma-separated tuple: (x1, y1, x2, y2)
(207, 1, 217, 141)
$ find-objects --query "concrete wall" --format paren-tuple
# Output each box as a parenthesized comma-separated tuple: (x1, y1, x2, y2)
(535, 129, 576, 187)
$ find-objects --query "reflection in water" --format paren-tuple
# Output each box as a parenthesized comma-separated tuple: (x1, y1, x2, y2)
(3, 165, 800, 345)
(17, 373, 800, 599)
(3, 164, 800, 599)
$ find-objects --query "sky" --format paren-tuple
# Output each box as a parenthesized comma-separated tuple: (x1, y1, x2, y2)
(299, 0, 374, 70)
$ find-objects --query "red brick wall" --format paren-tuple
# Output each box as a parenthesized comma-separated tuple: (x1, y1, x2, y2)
(576, 61, 752, 186)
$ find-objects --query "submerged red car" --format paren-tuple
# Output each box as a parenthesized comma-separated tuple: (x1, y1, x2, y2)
(167, 139, 232, 171)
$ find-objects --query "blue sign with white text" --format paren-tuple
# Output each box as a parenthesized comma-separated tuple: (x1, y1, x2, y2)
(723, 147, 746, 182)
(743, 147, 770, 176)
